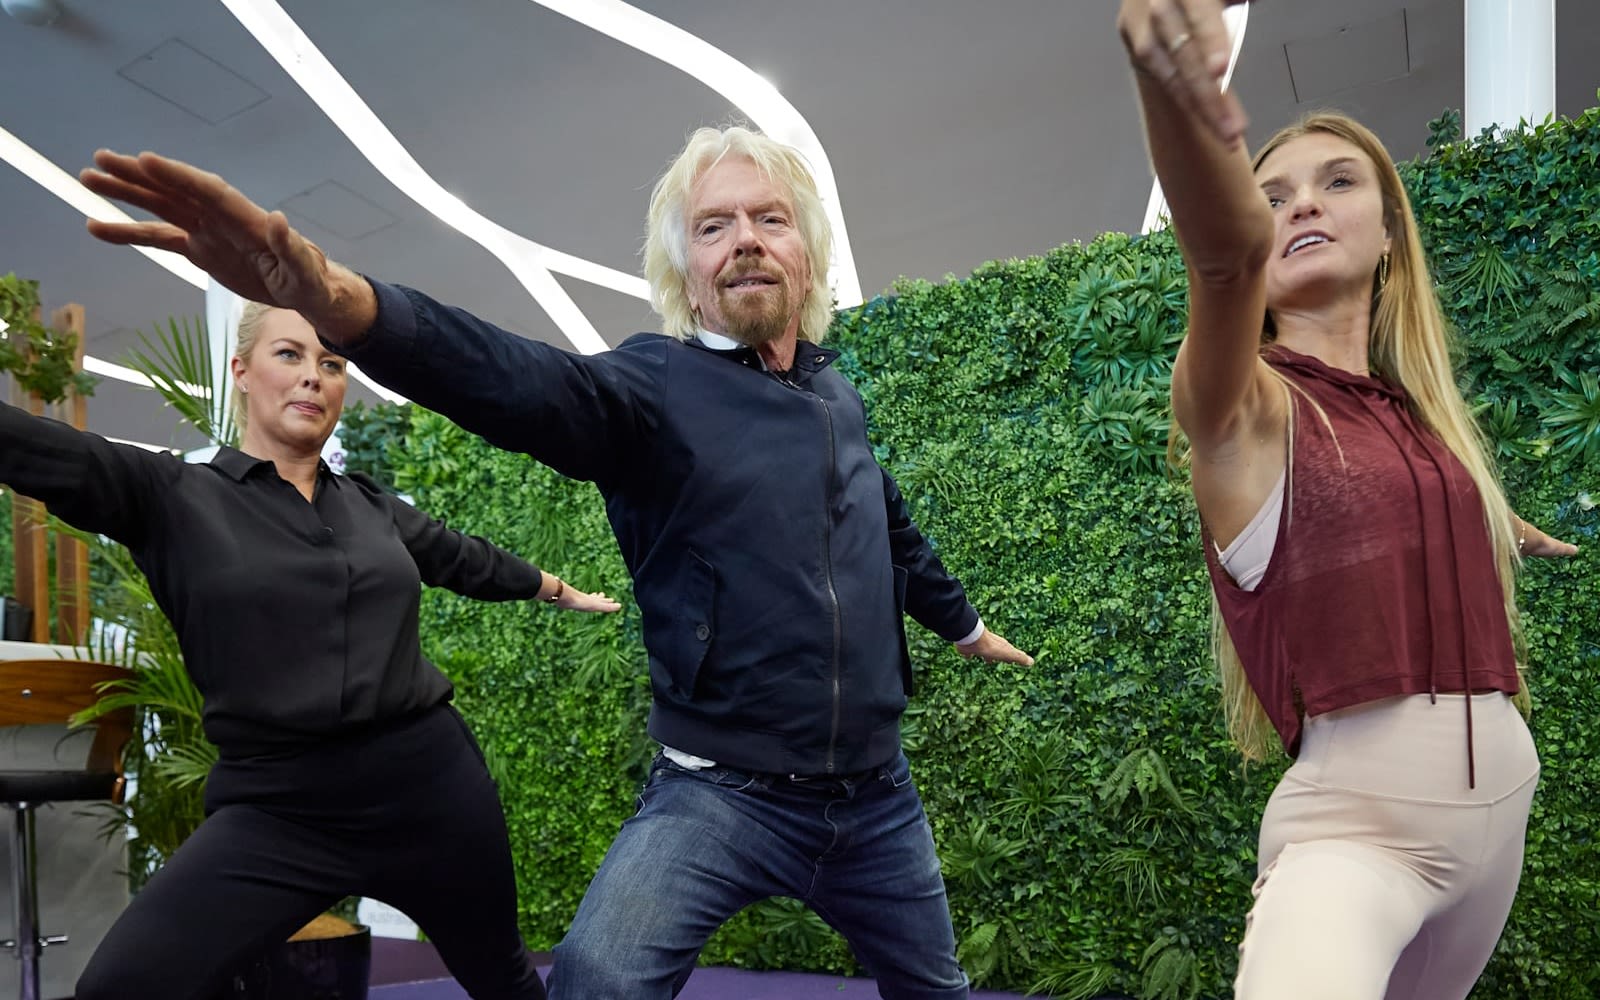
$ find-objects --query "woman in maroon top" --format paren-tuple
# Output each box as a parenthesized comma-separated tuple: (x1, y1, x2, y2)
(1116, 2, 1577, 998)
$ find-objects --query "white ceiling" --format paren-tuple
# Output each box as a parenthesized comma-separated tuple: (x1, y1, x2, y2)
(2, 0, 1597, 449)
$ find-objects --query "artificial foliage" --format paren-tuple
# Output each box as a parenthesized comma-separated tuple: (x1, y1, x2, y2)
(386, 409, 655, 935)
(386, 105, 1600, 999)
(338, 399, 411, 485)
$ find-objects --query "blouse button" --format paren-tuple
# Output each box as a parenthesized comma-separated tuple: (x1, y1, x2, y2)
(694, 624, 711, 642)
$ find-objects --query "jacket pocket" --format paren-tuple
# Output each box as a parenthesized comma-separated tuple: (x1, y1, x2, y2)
(667, 550, 717, 699)
(892, 564, 914, 696)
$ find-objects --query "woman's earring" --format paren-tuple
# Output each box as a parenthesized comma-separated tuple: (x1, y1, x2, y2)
(1378, 252, 1390, 290)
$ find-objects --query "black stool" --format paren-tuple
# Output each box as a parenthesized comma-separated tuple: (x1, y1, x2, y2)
(0, 659, 132, 1000)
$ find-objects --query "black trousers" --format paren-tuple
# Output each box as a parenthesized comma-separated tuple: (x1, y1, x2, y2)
(75, 704, 546, 1000)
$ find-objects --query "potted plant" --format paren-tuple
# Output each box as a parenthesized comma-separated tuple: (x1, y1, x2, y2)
(1, 273, 97, 641)
(0, 273, 97, 405)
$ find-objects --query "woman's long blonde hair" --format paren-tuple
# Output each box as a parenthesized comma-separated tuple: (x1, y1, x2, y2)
(1203, 112, 1526, 761)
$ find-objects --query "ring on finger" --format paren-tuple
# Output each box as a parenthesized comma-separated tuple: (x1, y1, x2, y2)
(1166, 31, 1193, 53)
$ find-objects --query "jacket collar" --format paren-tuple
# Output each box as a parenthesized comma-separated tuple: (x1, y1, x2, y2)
(691, 330, 839, 381)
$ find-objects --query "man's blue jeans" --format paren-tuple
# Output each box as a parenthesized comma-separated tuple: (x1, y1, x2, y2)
(546, 751, 969, 999)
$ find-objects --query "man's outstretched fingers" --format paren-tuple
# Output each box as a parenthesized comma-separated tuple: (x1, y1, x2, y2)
(84, 219, 190, 254)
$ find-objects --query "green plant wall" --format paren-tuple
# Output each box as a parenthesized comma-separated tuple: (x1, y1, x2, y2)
(386, 108, 1597, 999)
(389, 410, 656, 936)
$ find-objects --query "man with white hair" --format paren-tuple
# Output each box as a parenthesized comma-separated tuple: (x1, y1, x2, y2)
(82, 126, 1031, 999)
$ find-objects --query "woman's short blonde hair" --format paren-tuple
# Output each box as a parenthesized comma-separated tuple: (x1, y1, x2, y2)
(644, 125, 836, 343)
(230, 300, 277, 435)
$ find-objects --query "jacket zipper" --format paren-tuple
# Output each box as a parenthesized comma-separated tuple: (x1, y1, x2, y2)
(776, 369, 843, 773)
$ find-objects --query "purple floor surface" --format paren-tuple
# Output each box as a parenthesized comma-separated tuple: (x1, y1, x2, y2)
(369, 938, 1029, 999)
(370, 970, 1027, 1000)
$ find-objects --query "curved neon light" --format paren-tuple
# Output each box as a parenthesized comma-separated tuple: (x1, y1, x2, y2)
(530, 0, 864, 310)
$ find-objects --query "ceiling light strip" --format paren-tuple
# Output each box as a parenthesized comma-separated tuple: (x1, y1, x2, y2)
(532, 0, 864, 310)
(1142, 4, 1250, 233)
(82, 356, 158, 390)
(0, 124, 212, 288)
(83, 356, 214, 398)
(222, 0, 641, 355)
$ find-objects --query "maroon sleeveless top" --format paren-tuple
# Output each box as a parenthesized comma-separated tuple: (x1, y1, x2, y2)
(1202, 346, 1519, 773)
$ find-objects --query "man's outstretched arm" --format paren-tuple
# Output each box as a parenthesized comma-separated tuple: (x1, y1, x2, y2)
(81, 149, 661, 484)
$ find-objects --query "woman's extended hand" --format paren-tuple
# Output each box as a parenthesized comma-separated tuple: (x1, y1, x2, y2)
(1116, 0, 1252, 144)
(549, 579, 624, 613)
(1517, 517, 1580, 559)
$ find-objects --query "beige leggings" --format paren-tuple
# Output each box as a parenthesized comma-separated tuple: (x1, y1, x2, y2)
(1234, 692, 1539, 1000)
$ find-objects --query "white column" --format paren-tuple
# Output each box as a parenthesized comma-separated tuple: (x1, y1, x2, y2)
(203, 279, 242, 450)
(1464, 0, 1556, 135)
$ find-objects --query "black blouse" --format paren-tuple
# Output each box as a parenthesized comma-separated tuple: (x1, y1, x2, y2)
(0, 402, 543, 755)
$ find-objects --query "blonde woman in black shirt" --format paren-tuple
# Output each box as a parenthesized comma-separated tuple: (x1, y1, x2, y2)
(0, 304, 618, 1000)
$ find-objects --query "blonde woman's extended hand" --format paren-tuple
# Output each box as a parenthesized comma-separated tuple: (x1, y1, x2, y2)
(1116, 0, 1252, 145)
(1516, 516, 1580, 559)
(548, 579, 624, 613)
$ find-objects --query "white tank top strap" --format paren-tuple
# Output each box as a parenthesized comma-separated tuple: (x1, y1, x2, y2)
(1216, 467, 1286, 592)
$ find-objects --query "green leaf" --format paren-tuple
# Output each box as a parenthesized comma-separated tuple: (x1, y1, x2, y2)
(124, 315, 237, 448)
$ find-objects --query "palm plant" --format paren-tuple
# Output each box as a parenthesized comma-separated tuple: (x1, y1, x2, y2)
(65, 315, 223, 882)
(126, 315, 236, 447)
(63, 521, 211, 887)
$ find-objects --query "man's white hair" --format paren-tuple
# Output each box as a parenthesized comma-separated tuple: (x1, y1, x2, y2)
(644, 125, 835, 343)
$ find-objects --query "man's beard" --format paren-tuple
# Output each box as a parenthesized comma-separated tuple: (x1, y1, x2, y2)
(719, 274, 795, 347)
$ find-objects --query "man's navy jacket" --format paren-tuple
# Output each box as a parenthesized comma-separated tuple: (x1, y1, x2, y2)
(337, 280, 981, 776)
